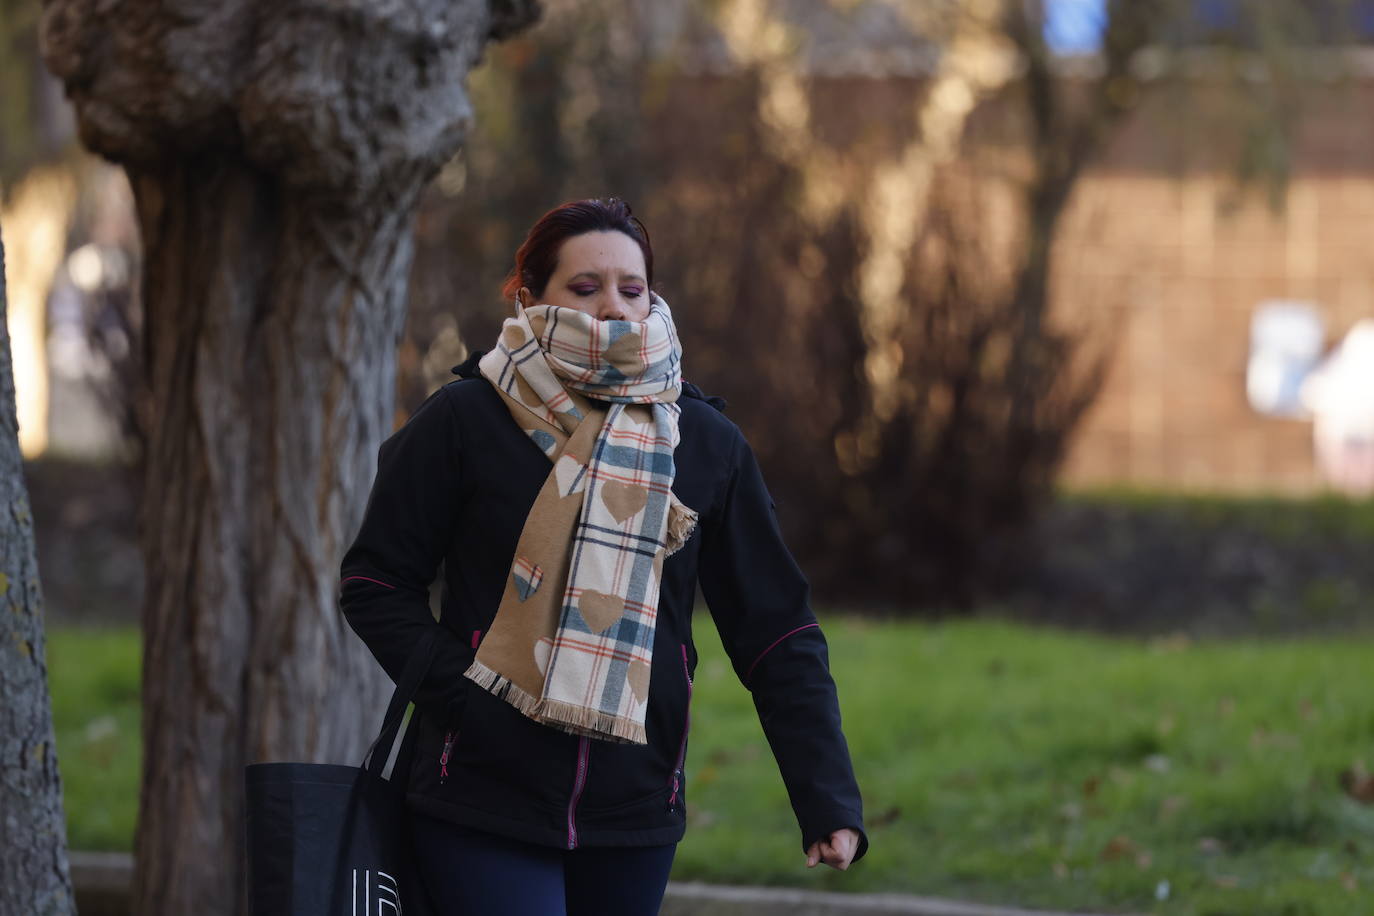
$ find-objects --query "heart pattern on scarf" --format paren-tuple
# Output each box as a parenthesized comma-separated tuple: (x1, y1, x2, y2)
(555, 454, 586, 496)
(533, 636, 554, 675)
(512, 556, 542, 601)
(626, 658, 652, 703)
(515, 373, 542, 411)
(528, 312, 548, 339)
(603, 331, 645, 373)
(578, 589, 624, 634)
(602, 481, 648, 524)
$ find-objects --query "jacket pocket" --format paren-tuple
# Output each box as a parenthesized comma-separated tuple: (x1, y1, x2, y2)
(667, 642, 693, 812)
(406, 703, 461, 798)
(451, 676, 572, 810)
(438, 728, 458, 785)
(435, 629, 482, 785)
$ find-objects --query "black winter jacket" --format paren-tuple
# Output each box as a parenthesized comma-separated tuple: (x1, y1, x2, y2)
(339, 353, 868, 862)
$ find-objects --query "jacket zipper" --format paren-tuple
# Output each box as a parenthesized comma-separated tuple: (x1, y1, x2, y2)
(439, 629, 479, 786)
(567, 736, 590, 849)
(438, 730, 456, 785)
(668, 643, 694, 811)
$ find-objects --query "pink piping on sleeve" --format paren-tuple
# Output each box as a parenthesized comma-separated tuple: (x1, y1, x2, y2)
(744, 622, 819, 685)
(341, 575, 397, 590)
(471, 630, 482, 649)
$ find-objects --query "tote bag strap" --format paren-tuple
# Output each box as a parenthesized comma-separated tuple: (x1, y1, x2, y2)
(362, 626, 441, 779)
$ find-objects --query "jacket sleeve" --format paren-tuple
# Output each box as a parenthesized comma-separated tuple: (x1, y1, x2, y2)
(339, 384, 474, 724)
(696, 427, 869, 864)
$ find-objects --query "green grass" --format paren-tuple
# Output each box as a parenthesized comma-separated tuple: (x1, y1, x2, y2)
(46, 626, 141, 853)
(674, 613, 1374, 915)
(47, 617, 1374, 914)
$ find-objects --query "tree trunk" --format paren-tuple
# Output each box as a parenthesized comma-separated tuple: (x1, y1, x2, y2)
(129, 159, 423, 914)
(0, 226, 76, 914)
(39, 1, 541, 913)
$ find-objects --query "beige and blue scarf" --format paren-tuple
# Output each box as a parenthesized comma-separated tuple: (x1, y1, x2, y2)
(464, 292, 697, 744)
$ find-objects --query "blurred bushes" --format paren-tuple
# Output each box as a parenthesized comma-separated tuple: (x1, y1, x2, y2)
(1015, 489, 1374, 636)
(26, 456, 142, 626)
(770, 200, 1105, 607)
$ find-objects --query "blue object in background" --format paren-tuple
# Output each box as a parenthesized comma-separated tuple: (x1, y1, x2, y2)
(1044, 0, 1107, 54)
(1044, 0, 1374, 55)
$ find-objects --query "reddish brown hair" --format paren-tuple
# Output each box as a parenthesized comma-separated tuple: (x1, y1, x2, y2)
(501, 198, 654, 301)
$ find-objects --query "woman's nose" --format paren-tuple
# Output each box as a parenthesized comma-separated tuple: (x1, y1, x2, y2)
(600, 298, 628, 321)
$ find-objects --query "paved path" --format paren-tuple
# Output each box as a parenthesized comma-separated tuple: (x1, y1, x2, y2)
(662, 881, 1131, 916)
(70, 851, 1131, 916)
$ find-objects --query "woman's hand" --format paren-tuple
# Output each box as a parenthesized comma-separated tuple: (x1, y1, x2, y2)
(804, 828, 860, 870)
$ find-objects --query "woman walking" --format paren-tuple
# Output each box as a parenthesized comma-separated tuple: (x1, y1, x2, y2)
(340, 198, 867, 915)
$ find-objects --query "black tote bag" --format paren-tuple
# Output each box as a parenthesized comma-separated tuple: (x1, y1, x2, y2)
(245, 628, 440, 916)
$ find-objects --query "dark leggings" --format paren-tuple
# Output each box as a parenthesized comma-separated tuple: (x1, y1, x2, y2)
(409, 809, 677, 916)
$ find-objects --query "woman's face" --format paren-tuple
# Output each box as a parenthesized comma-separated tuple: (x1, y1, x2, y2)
(520, 230, 650, 322)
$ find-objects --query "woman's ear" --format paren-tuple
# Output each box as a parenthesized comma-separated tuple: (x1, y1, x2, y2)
(515, 286, 532, 310)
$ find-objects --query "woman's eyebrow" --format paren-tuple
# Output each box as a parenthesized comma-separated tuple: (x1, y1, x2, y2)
(569, 270, 647, 285)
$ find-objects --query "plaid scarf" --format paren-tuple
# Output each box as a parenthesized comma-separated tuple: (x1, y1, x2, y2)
(464, 292, 697, 744)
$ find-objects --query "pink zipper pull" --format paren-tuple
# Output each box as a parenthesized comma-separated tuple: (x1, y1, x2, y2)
(439, 731, 456, 784)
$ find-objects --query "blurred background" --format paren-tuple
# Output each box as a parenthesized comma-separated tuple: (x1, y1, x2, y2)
(13, 0, 1374, 630)
(7, 0, 1374, 911)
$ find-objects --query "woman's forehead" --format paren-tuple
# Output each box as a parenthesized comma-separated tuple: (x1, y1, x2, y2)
(555, 231, 646, 278)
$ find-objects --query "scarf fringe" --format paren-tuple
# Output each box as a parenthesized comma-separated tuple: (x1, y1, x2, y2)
(665, 497, 699, 556)
(463, 660, 544, 718)
(535, 698, 648, 745)
(464, 661, 649, 746)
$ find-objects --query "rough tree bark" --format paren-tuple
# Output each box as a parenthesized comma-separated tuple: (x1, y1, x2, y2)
(0, 228, 76, 914)
(38, 2, 540, 913)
